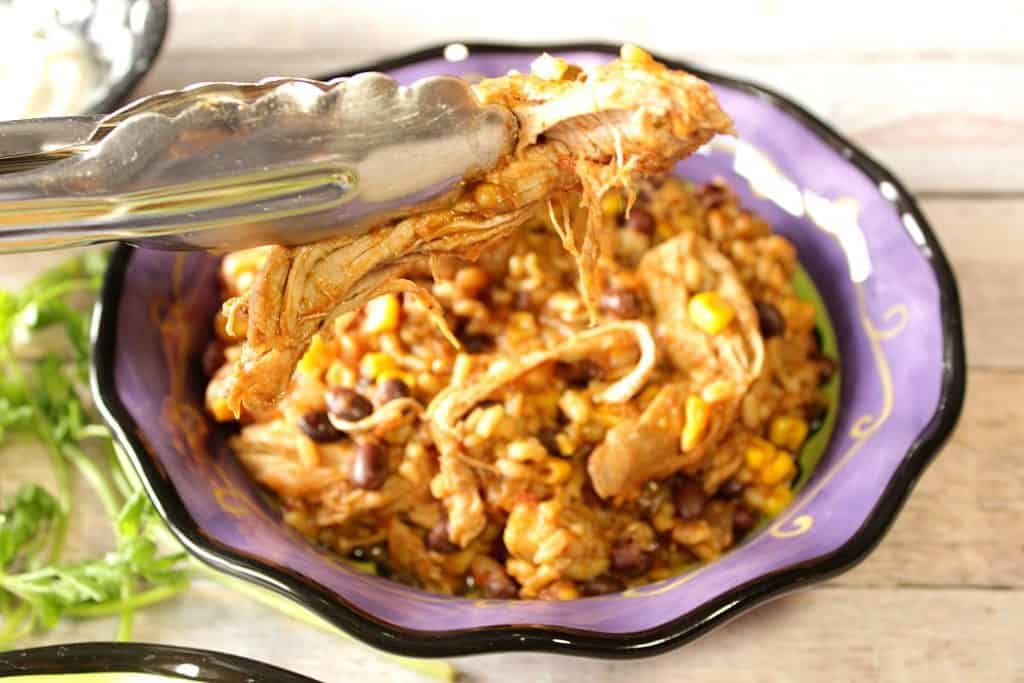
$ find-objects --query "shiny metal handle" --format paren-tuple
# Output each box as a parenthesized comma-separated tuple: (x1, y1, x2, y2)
(0, 74, 516, 253)
(0, 117, 100, 173)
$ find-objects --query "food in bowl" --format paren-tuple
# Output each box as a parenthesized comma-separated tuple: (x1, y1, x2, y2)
(202, 47, 837, 599)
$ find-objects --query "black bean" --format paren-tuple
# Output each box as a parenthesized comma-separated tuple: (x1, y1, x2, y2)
(201, 338, 226, 377)
(625, 207, 655, 235)
(719, 478, 745, 499)
(675, 478, 708, 520)
(555, 360, 602, 388)
(298, 410, 344, 443)
(697, 181, 729, 210)
(754, 300, 786, 339)
(483, 573, 518, 599)
(376, 377, 410, 404)
(326, 387, 373, 422)
(610, 541, 654, 577)
(537, 427, 562, 456)
(473, 559, 519, 599)
(350, 441, 388, 490)
(492, 535, 509, 564)
(806, 401, 829, 433)
(811, 326, 824, 353)
(513, 290, 532, 309)
(581, 478, 602, 507)
(426, 519, 459, 554)
(460, 332, 494, 354)
(733, 505, 759, 535)
(817, 356, 838, 386)
(581, 575, 625, 596)
(599, 288, 642, 319)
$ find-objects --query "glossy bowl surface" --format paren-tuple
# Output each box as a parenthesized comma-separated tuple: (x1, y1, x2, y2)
(91, 43, 966, 658)
(0, 642, 319, 682)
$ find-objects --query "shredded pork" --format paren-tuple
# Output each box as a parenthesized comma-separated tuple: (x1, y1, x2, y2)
(217, 47, 733, 416)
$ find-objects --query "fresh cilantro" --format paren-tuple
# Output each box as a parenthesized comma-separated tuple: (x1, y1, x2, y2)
(0, 252, 454, 681)
(0, 251, 191, 647)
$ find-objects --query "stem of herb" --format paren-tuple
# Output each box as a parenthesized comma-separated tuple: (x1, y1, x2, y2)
(61, 442, 120, 525)
(64, 580, 190, 619)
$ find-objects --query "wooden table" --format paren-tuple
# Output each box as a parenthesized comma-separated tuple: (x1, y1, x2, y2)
(4, 2, 1021, 680)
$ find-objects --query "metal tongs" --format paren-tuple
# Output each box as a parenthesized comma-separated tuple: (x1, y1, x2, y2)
(0, 74, 517, 253)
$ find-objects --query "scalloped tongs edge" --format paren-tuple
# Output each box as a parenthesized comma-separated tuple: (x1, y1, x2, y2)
(0, 74, 518, 253)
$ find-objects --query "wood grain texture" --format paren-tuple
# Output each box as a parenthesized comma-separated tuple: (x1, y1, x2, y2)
(923, 198, 1024, 369)
(131, 0, 1024, 193)
(26, 581, 1024, 682)
(836, 369, 1023, 588)
(3, 3, 1018, 680)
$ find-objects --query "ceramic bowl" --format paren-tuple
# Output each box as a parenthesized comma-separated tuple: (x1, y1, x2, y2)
(0, 642, 318, 681)
(91, 43, 966, 658)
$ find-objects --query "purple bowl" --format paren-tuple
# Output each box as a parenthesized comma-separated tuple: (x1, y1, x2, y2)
(90, 43, 966, 658)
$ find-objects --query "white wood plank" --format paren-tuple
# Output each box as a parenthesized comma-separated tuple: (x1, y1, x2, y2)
(835, 369, 1024, 588)
(923, 198, 1024, 369)
(24, 581, 1024, 682)
(163, 0, 1024, 58)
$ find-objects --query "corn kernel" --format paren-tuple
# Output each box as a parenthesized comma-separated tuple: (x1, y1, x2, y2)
(745, 438, 774, 469)
(544, 579, 580, 600)
(701, 379, 735, 403)
(544, 458, 573, 485)
(475, 404, 507, 440)
(620, 43, 650, 64)
(555, 432, 576, 456)
(531, 53, 569, 81)
(298, 334, 331, 377)
(297, 436, 321, 468)
(558, 391, 591, 423)
(363, 294, 400, 334)
(770, 415, 809, 452)
(360, 352, 398, 379)
(208, 396, 234, 422)
(325, 360, 355, 388)
(762, 486, 794, 516)
(652, 501, 676, 533)
(761, 453, 796, 486)
(601, 191, 625, 217)
(688, 292, 736, 335)
(681, 395, 710, 451)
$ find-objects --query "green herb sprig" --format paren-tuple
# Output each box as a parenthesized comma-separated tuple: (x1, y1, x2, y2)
(0, 252, 190, 646)
(0, 252, 454, 681)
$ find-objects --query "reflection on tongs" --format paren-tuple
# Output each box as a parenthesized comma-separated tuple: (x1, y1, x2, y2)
(0, 75, 517, 253)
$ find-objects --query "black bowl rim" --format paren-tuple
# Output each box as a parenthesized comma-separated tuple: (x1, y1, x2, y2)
(86, 0, 171, 116)
(90, 41, 967, 659)
(0, 642, 321, 682)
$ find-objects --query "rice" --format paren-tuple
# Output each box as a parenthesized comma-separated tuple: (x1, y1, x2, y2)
(204, 176, 836, 599)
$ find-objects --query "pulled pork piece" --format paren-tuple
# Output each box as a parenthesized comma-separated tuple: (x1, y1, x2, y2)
(220, 46, 733, 416)
(587, 232, 765, 501)
(503, 499, 610, 597)
(427, 322, 654, 546)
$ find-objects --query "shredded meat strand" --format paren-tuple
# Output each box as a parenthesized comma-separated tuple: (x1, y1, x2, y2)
(221, 47, 733, 417)
(587, 232, 765, 500)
